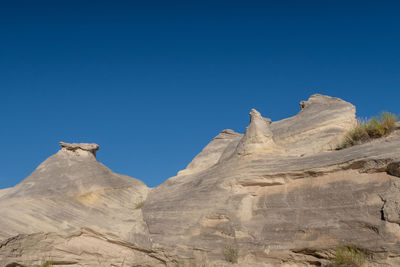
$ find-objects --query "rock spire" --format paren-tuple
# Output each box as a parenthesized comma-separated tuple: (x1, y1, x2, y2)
(234, 109, 280, 155)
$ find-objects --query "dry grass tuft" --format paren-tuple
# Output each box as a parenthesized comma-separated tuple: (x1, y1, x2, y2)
(338, 112, 398, 149)
(223, 244, 239, 263)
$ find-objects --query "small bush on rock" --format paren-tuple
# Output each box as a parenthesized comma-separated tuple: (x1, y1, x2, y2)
(135, 201, 145, 209)
(223, 244, 239, 263)
(329, 246, 366, 267)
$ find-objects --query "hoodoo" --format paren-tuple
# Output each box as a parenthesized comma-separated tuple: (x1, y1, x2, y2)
(0, 142, 155, 266)
(234, 108, 280, 155)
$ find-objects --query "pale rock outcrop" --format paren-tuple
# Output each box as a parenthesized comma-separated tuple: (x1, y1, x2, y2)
(0, 188, 11, 198)
(270, 94, 357, 155)
(0, 228, 167, 267)
(234, 109, 280, 156)
(177, 129, 241, 176)
(143, 127, 400, 266)
(178, 94, 356, 175)
(1, 94, 400, 266)
(0, 142, 150, 248)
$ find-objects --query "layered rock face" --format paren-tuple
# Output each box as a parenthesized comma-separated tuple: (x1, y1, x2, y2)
(1, 94, 400, 266)
(0, 142, 159, 266)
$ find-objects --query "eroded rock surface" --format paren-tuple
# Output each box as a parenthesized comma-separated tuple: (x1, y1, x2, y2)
(177, 94, 357, 176)
(1, 94, 400, 266)
(0, 228, 166, 267)
(177, 129, 242, 176)
(0, 142, 151, 252)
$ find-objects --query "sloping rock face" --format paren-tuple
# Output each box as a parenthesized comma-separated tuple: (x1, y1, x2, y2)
(270, 94, 357, 155)
(1, 94, 400, 266)
(0, 229, 167, 267)
(144, 94, 400, 266)
(177, 129, 242, 176)
(176, 94, 357, 177)
(0, 143, 155, 266)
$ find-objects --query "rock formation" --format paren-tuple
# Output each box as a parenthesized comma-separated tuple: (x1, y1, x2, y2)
(0, 142, 153, 265)
(177, 129, 242, 176)
(59, 141, 100, 158)
(1, 94, 400, 266)
(234, 109, 280, 156)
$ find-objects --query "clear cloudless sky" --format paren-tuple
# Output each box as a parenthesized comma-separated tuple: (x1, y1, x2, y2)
(1, 0, 399, 188)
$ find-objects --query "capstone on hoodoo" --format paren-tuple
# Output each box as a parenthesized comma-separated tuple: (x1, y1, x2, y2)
(60, 141, 100, 158)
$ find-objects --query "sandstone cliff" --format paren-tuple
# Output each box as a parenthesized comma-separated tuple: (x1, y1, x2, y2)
(1, 94, 400, 266)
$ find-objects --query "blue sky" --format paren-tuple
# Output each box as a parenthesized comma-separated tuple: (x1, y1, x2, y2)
(1, 1, 399, 188)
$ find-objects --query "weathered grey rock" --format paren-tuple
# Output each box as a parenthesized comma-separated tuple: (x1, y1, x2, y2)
(270, 94, 357, 155)
(143, 130, 400, 265)
(387, 162, 400, 177)
(1, 94, 400, 266)
(382, 178, 400, 224)
(0, 228, 166, 267)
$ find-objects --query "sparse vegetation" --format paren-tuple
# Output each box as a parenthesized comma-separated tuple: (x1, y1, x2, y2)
(338, 112, 398, 149)
(223, 244, 239, 263)
(327, 246, 366, 266)
(135, 201, 145, 209)
(41, 261, 53, 267)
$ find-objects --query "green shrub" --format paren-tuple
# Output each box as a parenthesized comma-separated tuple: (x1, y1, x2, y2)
(329, 246, 366, 266)
(135, 201, 145, 209)
(223, 244, 239, 263)
(338, 112, 398, 149)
